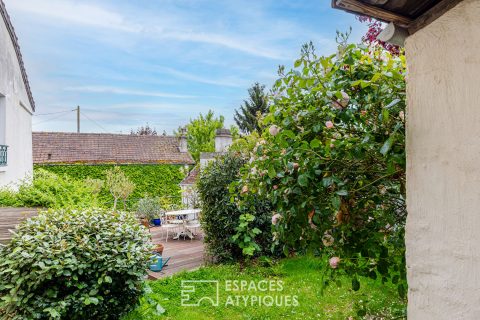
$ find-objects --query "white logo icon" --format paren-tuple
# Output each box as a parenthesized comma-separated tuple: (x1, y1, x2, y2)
(181, 280, 219, 307)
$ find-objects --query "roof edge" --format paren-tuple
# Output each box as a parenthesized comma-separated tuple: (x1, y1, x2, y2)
(0, 0, 35, 111)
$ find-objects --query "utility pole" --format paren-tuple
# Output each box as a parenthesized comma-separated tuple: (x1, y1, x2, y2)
(76, 106, 80, 133)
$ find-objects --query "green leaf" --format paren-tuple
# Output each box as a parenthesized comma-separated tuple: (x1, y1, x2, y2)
(310, 139, 321, 148)
(268, 166, 276, 179)
(298, 175, 309, 187)
(385, 98, 401, 109)
(398, 284, 406, 298)
(351, 278, 360, 291)
(336, 190, 348, 196)
(294, 59, 302, 68)
(380, 136, 394, 156)
(104, 275, 112, 283)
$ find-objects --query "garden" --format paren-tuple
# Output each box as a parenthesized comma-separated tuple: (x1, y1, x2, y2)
(0, 32, 407, 319)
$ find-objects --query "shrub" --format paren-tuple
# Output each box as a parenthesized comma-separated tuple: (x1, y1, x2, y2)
(197, 152, 272, 263)
(238, 42, 407, 296)
(135, 197, 163, 221)
(0, 209, 152, 319)
(0, 169, 98, 209)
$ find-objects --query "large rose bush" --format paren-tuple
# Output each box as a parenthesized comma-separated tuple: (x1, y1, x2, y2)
(237, 42, 407, 296)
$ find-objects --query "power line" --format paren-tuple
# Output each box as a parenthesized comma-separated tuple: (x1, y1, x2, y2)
(80, 111, 109, 133)
(33, 109, 76, 116)
(33, 111, 73, 126)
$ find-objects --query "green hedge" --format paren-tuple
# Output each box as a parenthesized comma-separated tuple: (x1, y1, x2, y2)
(35, 164, 185, 209)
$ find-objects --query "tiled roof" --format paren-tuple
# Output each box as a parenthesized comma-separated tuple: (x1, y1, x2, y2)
(0, 0, 35, 111)
(33, 132, 195, 165)
(180, 167, 199, 185)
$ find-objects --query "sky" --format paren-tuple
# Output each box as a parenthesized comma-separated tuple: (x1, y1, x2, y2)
(4, 0, 365, 134)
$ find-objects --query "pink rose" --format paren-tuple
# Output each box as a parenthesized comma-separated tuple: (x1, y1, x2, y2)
(339, 91, 350, 107)
(272, 213, 282, 225)
(293, 163, 299, 170)
(325, 121, 334, 129)
(269, 125, 280, 136)
(322, 234, 334, 247)
(273, 185, 278, 190)
(329, 257, 341, 269)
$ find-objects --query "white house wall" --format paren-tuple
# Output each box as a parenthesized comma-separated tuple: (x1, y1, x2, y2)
(0, 13, 33, 188)
(405, 0, 480, 318)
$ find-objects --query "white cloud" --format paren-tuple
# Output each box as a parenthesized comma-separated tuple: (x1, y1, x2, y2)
(4, 0, 139, 32)
(64, 86, 195, 99)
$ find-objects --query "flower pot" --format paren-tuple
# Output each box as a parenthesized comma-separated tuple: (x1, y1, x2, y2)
(153, 243, 164, 255)
(140, 218, 150, 228)
(152, 218, 162, 226)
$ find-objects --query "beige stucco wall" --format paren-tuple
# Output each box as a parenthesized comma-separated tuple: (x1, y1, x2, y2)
(405, 0, 480, 318)
(0, 12, 33, 188)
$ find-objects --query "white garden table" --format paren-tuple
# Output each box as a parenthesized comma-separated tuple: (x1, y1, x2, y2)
(164, 209, 201, 240)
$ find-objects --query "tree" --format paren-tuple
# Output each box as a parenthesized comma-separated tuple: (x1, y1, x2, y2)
(180, 110, 224, 162)
(130, 124, 157, 136)
(238, 42, 407, 297)
(105, 166, 135, 210)
(234, 83, 269, 134)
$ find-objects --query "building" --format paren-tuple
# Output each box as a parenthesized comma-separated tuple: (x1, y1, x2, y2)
(332, 0, 478, 318)
(32, 132, 194, 166)
(0, 0, 35, 188)
(180, 129, 233, 207)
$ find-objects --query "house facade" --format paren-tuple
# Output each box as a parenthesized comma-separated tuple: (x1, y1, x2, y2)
(0, 0, 35, 188)
(333, 0, 479, 318)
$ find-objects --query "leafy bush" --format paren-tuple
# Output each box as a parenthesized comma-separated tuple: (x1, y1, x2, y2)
(35, 164, 184, 209)
(0, 169, 99, 209)
(197, 152, 273, 263)
(0, 209, 152, 319)
(136, 197, 163, 221)
(238, 42, 407, 296)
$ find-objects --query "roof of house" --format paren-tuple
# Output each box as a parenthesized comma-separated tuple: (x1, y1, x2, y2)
(332, 0, 462, 34)
(33, 132, 195, 165)
(0, 0, 35, 111)
(180, 167, 199, 186)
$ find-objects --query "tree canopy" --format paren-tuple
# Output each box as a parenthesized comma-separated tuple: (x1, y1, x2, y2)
(234, 83, 269, 134)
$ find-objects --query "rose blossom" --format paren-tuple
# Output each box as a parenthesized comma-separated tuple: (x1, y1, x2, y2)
(322, 234, 335, 247)
(241, 185, 249, 194)
(269, 125, 281, 136)
(272, 213, 282, 225)
(273, 185, 279, 190)
(339, 91, 350, 107)
(325, 121, 334, 129)
(329, 257, 341, 269)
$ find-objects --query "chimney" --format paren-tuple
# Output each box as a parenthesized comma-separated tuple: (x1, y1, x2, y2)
(215, 128, 232, 153)
(179, 127, 188, 153)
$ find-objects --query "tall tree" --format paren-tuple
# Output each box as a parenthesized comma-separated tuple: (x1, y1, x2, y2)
(180, 110, 224, 162)
(234, 83, 269, 134)
(130, 124, 157, 136)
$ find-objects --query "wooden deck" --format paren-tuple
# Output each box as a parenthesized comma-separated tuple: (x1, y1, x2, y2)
(148, 226, 205, 279)
(0, 208, 37, 244)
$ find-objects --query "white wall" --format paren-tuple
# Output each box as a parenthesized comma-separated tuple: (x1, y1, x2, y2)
(0, 14, 33, 188)
(405, 1, 480, 318)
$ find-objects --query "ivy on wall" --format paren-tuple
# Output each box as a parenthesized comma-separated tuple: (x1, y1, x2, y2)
(35, 164, 185, 208)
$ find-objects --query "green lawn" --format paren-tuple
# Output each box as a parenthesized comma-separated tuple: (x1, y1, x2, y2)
(124, 256, 406, 320)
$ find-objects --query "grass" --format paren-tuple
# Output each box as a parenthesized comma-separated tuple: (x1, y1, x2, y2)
(124, 256, 406, 320)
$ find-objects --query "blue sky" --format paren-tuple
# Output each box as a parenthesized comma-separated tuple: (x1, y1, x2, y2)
(5, 0, 365, 134)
